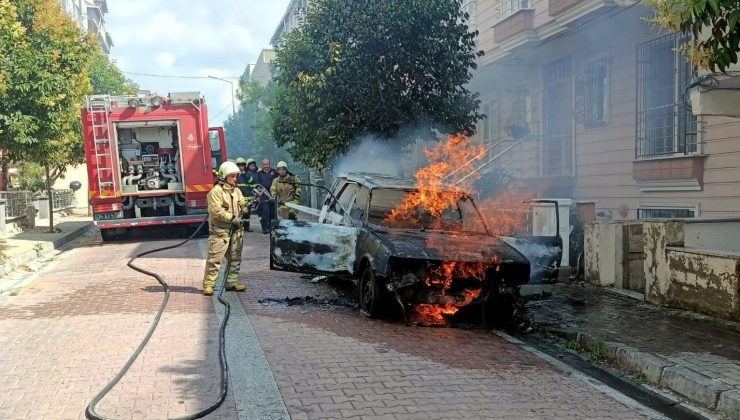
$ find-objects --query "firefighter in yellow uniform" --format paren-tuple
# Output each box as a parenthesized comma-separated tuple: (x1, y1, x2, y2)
(270, 161, 301, 220)
(202, 161, 248, 296)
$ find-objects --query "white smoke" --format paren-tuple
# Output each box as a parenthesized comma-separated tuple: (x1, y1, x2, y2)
(332, 127, 446, 178)
(332, 135, 401, 176)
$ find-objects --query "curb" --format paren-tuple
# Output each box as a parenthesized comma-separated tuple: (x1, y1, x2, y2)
(548, 328, 739, 419)
(0, 222, 93, 278)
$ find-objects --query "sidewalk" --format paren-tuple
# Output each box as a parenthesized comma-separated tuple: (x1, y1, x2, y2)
(0, 209, 92, 294)
(525, 282, 740, 418)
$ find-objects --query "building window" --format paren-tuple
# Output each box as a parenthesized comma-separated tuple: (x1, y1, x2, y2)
(504, 88, 532, 139)
(636, 33, 698, 158)
(502, 0, 533, 19)
(576, 58, 609, 126)
(480, 99, 500, 141)
(637, 205, 697, 219)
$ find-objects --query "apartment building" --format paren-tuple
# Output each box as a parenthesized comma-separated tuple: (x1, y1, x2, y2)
(470, 0, 740, 220)
(242, 49, 277, 87)
(59, 0, 113, 54)
(270, 0, 310, 46)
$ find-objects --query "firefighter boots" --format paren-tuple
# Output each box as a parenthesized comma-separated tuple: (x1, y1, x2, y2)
(226, 283, 246, 292)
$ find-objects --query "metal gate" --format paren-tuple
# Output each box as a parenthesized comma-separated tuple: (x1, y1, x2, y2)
(543, 58, 573, 176)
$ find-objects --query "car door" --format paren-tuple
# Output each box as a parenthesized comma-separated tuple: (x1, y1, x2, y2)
(501, 200, 563, 283)
(271, 181, 361, 277)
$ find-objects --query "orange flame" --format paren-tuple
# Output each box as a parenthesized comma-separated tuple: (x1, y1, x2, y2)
(385, 134, 531, 324)
(477, 190, 533, 237)
(386, 134, 486, 224)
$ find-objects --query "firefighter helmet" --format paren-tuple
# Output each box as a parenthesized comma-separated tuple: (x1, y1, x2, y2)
(276, 161, 288, 169)
(246, 158, 256, 165)
(218, 161, 241, 180)
(235, 157, 247, 165)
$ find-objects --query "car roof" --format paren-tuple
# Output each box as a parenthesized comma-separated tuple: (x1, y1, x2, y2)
(338, 172, 467, 193)
(339, 172, 416, 190)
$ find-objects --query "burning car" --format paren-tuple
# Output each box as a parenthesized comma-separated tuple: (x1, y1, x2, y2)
(269, 172, 563, 326)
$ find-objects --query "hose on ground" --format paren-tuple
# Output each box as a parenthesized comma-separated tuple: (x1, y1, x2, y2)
(85, 221, 235, 420)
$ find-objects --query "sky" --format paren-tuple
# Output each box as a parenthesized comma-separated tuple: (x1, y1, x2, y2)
(105, 0, 290, 126)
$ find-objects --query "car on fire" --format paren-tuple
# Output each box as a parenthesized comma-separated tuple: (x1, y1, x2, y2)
(269, 173, 562, 326)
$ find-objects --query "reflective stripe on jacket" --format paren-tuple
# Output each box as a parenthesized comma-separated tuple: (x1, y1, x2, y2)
(237, 171, 259, 198)
(270, 174, 301, 204)
(207, 182, 247, 235)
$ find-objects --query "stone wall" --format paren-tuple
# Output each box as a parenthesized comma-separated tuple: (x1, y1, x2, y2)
(644, 221, 740, 321)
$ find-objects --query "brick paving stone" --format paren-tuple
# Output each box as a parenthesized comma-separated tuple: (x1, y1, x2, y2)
(0, 222, 661, 419)
(0, 231, 238, 420)
(236, 230, 650, 419)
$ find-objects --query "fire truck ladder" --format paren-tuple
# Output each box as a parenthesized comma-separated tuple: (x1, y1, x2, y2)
(87, 95, 116, 198)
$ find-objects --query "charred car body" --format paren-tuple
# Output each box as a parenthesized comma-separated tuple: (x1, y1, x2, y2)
(269, 173, 562, 326)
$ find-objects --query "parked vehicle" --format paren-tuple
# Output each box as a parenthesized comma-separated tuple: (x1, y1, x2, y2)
(81, 92, 227, 241)
(270, 172, 563, 326)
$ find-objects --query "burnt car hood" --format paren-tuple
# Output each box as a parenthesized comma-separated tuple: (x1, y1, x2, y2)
(371, 228, 527, 264)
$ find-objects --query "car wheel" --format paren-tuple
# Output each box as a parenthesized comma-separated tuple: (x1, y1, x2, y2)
(359, 267, 383, 318)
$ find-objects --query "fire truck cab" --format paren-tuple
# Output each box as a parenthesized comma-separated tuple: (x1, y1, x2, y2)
(82, 92, 227, 241)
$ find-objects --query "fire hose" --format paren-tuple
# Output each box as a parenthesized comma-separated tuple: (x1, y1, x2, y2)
(85, 220, 237, 420)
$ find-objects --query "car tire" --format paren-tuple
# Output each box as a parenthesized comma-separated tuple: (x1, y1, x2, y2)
(358, 267, 384, 318)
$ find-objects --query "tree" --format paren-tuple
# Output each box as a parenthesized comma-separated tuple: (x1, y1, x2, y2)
(269, 0, 483, 170)
(0, 0, 94, 230)
(88, 51, 138, 95)
(224, 80, 308, 180)
(648, 0, 740, 71)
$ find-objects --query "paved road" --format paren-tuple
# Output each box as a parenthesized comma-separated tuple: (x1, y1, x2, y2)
(0, 226, 658, 419)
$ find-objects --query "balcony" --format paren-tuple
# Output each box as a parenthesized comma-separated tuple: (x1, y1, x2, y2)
(549, 0, 585, 16)
(493, 9, 535, 44)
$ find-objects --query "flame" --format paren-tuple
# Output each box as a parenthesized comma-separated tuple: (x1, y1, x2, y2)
(386, 134, 486, 224)
(477, 190, 533, 237)
(415, 288, 482, 324)
(385, 134, 531, 324)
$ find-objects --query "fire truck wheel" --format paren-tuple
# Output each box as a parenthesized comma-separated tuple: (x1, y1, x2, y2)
(100, 229, 118, 242)
(358, 267, 385, 318)
(100, 228, 127, 242)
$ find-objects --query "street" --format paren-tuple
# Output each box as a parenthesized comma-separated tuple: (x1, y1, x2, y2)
(0, 225, 659, 419)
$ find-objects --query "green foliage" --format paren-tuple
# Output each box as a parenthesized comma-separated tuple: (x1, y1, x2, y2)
(632, 372, 648, 384)
(557, 337, 584, 352)
(648, 0, 740, 71)
(588, 339, 607, 364)
(88, 51, 138, 95)
(14, 162, 45, 192)
(270, 0, 483, 169)
(0, 0, 94, 179)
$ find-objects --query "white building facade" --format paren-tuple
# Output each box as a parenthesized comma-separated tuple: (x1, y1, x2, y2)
(59, 0, 113, 54)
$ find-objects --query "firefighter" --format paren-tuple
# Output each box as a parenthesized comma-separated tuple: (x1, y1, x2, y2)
(256, 159, 278, 233)
(270, 161, 301, 220)
(202, 161, 247, 296)
(236, 158, 259, 232)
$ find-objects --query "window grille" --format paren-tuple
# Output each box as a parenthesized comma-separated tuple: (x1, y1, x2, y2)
(505, 89, 531, 139)
(480, 99, 500, 141)
(502, 0, 532, 19)
(636, 33, 697, 158)
(576, 58, 609, 126)
(637, 207, 696, 219)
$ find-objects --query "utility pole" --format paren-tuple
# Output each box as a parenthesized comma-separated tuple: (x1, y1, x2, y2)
(207, 75, 236, 115)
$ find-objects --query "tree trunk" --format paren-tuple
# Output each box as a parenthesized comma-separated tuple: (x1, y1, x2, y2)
(45, 164, 54, 233)
(0, 161, 8, 191)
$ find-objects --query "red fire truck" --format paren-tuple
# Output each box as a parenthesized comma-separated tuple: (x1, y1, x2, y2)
(81, 92, 227, 241)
